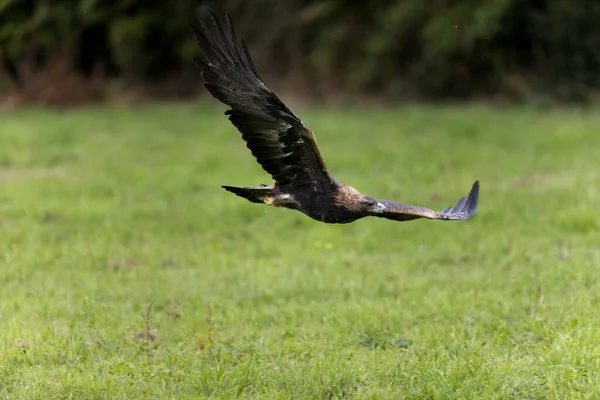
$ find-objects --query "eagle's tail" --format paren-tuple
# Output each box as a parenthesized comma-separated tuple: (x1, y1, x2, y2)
(221, 184, 274, 204)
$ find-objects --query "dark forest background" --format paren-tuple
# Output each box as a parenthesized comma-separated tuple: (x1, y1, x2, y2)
(1, 0, 600, 107)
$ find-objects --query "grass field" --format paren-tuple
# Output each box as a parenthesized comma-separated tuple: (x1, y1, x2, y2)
(0, 102, 599, 399)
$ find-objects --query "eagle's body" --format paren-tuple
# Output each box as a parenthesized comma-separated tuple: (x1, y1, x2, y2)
(191, 13, 479, 224)
(224, 180, 372, 224)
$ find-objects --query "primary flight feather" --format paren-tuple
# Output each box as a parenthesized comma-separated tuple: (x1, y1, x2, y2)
(190, 12, 480, 224)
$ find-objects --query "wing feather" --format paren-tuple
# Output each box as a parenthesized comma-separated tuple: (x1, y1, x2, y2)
(191, 12, 334, 188)
(374, 181, 480, 222)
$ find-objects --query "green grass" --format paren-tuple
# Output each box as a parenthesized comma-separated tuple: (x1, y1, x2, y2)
(0, 102, 599, 399)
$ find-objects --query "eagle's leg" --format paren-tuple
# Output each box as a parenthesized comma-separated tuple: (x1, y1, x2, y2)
(264, 193, 296, 208)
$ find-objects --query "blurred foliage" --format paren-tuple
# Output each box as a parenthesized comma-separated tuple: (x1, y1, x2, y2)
(1, 0, 600, 101)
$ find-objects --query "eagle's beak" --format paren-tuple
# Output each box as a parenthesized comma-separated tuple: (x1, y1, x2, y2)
(369, 202, 387, 213)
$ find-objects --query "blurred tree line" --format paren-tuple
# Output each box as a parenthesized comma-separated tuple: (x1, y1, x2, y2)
(1, 0, 600, 106)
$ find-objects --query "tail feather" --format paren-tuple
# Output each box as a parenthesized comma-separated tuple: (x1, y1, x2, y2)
(222, 185, 273, 204)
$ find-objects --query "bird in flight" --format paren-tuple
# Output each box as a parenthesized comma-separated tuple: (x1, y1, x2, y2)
(190, 12, 479, 224)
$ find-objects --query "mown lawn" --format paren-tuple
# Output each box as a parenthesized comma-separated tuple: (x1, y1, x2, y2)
(0, 102, 599, 399)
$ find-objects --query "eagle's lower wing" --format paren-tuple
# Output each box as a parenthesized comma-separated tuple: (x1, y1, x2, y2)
(191, 12, 334, 188)
(376, 181, 479, 222)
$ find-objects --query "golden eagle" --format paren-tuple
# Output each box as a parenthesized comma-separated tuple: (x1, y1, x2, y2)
(190, 12, 479, 224)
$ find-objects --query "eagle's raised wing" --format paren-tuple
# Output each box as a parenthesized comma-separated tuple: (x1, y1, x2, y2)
(373, 181, 479, 222)
(191, 12, 334, 188)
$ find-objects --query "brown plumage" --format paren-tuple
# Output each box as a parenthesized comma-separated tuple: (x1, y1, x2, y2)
(191, 12, 480, 224)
